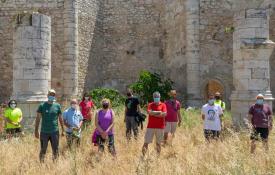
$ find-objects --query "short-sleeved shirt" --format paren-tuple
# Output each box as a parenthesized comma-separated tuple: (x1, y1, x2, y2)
(125, 97, 140, 116)
(37, 102, 62, 134)
(79, 100, 94, 120)
(165, 99, 181, 122)
(201, 104, 223, 131)
(63, 108, 83, 133)
(4, 108, 22, 129)
(214, 100, 226, 110)
(249, 104, 272, 128)
(147, 102, 167, 129)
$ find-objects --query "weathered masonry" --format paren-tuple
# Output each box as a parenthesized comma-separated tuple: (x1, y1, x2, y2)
(1, 0, 275, 128)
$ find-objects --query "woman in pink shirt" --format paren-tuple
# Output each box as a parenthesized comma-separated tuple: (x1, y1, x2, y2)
(79, 92, 95, 129)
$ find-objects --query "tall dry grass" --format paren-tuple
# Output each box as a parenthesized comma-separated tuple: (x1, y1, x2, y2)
(0, 108, 275, 175)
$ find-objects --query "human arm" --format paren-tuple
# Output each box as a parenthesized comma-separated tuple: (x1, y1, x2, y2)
(58, 113, 64, 136)
(35, 112, 41, 139)
(105, 110, 115, 133)
(177, 109, 182, 127)
(124, 106, 127, 123)
(202, 114, 205, 120)
(95, 111, 105, 135)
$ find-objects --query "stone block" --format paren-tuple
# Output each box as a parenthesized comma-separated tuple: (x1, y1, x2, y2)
(251, 68, 267, 79)
(246, 9, 267, 19)
(248, 79, 268, 91)
(29, 79, 49, 93)
(23, 68, 48, 79)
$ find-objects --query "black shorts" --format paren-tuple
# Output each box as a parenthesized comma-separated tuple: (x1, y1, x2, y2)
(204, 129, 220, 139)
(250, 127, 269, 140)
(5, 128, 22, 134)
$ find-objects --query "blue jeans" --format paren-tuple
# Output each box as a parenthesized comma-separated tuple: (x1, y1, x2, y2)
(39, 131, 59, 162)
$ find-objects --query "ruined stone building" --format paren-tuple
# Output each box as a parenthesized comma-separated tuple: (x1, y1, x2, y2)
(0, 0, 275, 127)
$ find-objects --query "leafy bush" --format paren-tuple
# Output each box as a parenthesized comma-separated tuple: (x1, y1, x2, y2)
(130, 71, 173, 105)
(90, 88, 126, 108)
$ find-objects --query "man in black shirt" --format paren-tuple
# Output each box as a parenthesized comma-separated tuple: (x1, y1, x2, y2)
(125, 89, 141, 140)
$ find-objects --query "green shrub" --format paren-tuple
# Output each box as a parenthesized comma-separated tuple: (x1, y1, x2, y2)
(130, 70, 174, 105)
(90, 88, 126, 108)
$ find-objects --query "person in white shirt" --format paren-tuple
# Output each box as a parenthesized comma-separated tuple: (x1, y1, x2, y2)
(201, 94, 223, 141)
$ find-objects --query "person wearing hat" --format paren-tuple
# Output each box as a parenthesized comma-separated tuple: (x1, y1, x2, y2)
(214, 92, 226, 111)
(248, 94, 273, 153)
(35, 89, 64, 162)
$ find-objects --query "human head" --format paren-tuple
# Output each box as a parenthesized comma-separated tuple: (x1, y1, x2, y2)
(70, 99, 78, 109)
(153, 91, 161, 104)
(169, 90, 177, 99)
(8, 100, 17, 109)
(101, 98, 111, 109)
(48, 89, 56, 103)
(256, 94, 264, 105)
(82, 92, 91, 101)
(126, 88, 133, 97)
(208, 93, 215, 106)
(215, 92, 221, 100)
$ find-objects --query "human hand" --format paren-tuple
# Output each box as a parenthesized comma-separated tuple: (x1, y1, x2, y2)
(61, 131, 65, 137)
(101, 132, 108, 139)
(35, 131, 39, 139)
(178, 121, 182, 127)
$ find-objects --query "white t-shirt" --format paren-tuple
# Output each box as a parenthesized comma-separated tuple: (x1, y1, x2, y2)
(201, 104, 223, 131)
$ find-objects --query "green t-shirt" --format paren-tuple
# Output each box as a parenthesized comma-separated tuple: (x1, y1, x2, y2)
(4, 108, 22, 129)
(37, 102, 62, 133)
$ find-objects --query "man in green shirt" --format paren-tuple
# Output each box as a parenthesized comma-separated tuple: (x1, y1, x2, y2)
(35, 89, 64, 162)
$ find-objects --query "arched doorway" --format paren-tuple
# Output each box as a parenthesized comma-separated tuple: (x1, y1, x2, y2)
(203, 79, 224, 100)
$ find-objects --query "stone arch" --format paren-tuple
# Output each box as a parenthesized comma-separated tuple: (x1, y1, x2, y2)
(201, 78, 230, 106)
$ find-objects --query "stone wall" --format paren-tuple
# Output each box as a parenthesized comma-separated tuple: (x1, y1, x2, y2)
(199, 0, 234, 105)
(85, 0, 187, 101)
(0, 0, 65, 102)
(78, 0, 102, 96)
(269, 9, 275, 102)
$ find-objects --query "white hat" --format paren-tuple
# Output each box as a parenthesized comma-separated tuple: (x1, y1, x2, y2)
(256, 94, 264, 99)
(48, 89, 56, 94)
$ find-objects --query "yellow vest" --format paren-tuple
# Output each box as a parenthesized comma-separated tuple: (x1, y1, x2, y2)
(214, 100, 225, 110)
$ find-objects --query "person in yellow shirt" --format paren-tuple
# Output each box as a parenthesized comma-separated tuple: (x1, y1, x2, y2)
(214, 92, 226, 111)
(4, 100, 23, 136)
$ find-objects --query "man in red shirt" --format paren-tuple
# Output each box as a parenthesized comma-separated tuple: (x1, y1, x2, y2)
(164, 90, 182, 145)
(142, 91, 167, 156)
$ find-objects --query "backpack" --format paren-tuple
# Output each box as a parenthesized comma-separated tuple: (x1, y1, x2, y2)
(135, 112, 147, 130)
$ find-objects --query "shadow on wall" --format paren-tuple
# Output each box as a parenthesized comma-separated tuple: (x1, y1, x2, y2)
(84, 0, 104, 93)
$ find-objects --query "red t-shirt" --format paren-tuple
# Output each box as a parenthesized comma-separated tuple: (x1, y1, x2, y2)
(79, 100, 94, 120)
(147, 102, 167, 129)
(165, 100, 181, 122)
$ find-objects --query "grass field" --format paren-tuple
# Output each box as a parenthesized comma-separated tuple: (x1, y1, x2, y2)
(0, 107, 275, 175)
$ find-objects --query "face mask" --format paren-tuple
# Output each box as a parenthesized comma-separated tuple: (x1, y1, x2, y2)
(10, 104, 16, 109)
(208, 99, 215, 105)
(154, 98, 160, 103)
(84, 97, 89, 101)
(71, 104, 77, 109)
(102, 103, 109, 109)
(215, 96, 220, 100)
(48, 96, 55, 102)
(256, 99, 264, 105)
(127, 93, 132, 97)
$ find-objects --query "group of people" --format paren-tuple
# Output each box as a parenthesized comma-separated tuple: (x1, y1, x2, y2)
(0, 88, 273, 162)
